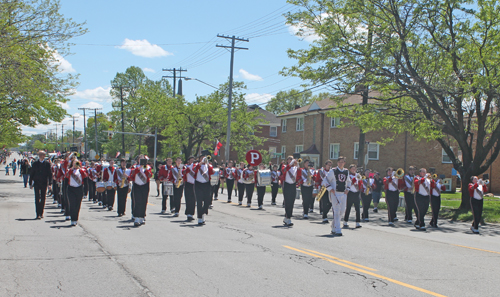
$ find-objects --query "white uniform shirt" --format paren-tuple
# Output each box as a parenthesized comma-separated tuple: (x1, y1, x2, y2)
(117, 168, 131, 187)
(271, 170, 280, 184)
(432, 180, 443, 197)
(404, 175, 414, 192)
(387, 175, 399, 192)
(106, 167, 114, 183)
(69, 169, 83, 187)
(237, 168, 245, 184)
(348, 174, 360, 192)
(301, 168, 315, 187)
(226, 167, 235, 180)
(186, 164, 196, 184)
(473, 184, 484, 200)
(417, 177, 430, 196)
(322, 169, 336, 192)
(172, 166, 183, 185)
(134, 166, 149, 186)
(284, 166, 297, 185)
(196, 164, 209, 183)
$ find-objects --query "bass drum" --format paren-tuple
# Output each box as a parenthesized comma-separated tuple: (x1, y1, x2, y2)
(96, 182, 106, 193)
(210, 168, 220, 186)
(257, 170, 271, 187)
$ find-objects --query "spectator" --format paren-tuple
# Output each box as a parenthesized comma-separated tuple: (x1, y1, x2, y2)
(21, 159, 31, 188)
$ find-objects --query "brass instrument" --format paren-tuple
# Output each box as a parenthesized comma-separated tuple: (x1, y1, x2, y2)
(119, 168, 127, 188)
(395, 168, 405, 179)
(364, 176, 370, 195)
(316, 186, 328, 201)
(354, 173, 362, 191)
(175, 165, 183, 188)
(206, 155, 212, 161)
(432, 174, 438, 180)
(306, 168, 312, 186)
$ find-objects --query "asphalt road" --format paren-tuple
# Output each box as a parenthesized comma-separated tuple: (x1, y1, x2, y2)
(1, 156, 499, 297)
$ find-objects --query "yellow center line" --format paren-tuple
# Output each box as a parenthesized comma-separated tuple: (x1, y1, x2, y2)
(147, 203, 154, 206)
(284, 246, 447, 297)
(304, 249, 377, 271)
(453, 244, 500, 255)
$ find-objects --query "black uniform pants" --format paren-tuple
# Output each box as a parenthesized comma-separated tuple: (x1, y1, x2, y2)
(470, 198, 483, 230)
(237, 182, 245, 202)
(344, 191, 361, 222)
(226, 179, 234, 201)
(83, 177, 89, 197)
(34, 184, 48, 217)
(429, 195, 441, 225)
(161, 183, 174, 211)
(271, 183, 279, 203)
(386, 190, 399, 223)
(361, 193, 372, 220)
(106, 189, 116, 208)
(212, 181, 220, 199)
(67, 185, 83, 221)
(283, 183, 296, 219)
(195, 181, 211, 219)
(301, 185, 313, 215)
(321, 194, 332, 219)
(132, 183, 149, 218)
(62, 180, 70, 216)
(52, 181, 60, 205)
(173, 185, 184, 213)
(116, 187, 128, 215)
(404, 191, 416, 221)
(414, 193, 429, 227)
(184, 183, 196, 216)
(89, 181, 96, 202)
(256, 186, 266, 207)
(245, 183, 255, 204)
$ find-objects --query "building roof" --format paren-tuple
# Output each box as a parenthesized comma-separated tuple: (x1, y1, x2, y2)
(248, 104, 280, 125)
(300, 144, 321, 155)
(277, 91, 380, 117)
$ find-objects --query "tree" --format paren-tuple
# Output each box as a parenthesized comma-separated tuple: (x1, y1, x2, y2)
(265, 89, 330, 115)
(33, 140, 45, 150)
(147, 81, 263, 162)
(1, 0, 87, 144)
(86, 113, 112, 157)
(284, 0, 500, 208)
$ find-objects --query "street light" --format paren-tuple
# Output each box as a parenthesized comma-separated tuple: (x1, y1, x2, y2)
(183, 77, 219, 90)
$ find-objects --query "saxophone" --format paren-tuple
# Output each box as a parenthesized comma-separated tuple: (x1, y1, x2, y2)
(364, 177, 371, 195)
(119, 168, 127, 188)
(175, 165, 183, 188)
(306, 169, 312, 186)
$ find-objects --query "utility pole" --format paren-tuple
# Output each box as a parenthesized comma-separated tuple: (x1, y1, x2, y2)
(216, 34, 249, 162)
(93, 109, 101, 157)
(162, 67, 188, 97)
(112, 86, 128, 153)
(78, 108, 89, 156)
(71, 115, 79, 145)
(60, 124, 65, 152)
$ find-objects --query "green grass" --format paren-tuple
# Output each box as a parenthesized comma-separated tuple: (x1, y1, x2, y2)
(440, 199, 500, 223)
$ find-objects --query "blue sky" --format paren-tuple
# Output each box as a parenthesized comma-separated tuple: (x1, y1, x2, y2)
(23, 0, 320, 136)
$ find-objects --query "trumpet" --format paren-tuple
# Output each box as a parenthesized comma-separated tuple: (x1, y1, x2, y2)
(478, 179, 489, 186)
(297, 158, 303, 164)
(395, 168, 404, 179)
(432, 174, 438, 180)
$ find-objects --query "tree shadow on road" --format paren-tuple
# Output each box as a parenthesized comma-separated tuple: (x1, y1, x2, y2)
(45, 219, 66, 223)
(49, 225, 74, 229)
(179, 223, 204, 228)
(15, 218, 38, 221)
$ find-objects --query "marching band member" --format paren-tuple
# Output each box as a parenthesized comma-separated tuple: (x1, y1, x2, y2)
(88, 162, 97, 203)
(372, 172, 383, 213)
(315, 161, 332, 223)
(158, 159, 173, 214)
(128, 158, 152, 226)
(468, 176, 487, 234)
(219, 163, 226, 194)
(243, 164, 256, 207)
(211, 163, 221, 201)
(361, 169, 376, 222)
(224, 161, 237, 203)
(168, 157, 185, 217)
(193, 153, 214, 225)
(403, 166, 417, 223)
(236, 162, 246, 205)
(29, 151, 53, 220)
(57, 152, 72, 220)
(51, 159, 61, 207)
(184, 156, 197, 221)
(95, 162, 104, 206)
(114, 159, 130, 217)
(383, 167, 404, 226)
(414, 168, 431, 230)
(255, 164, 267, 210)
(330, 157, 349, 235)
(282, 156, 298, 226)
(299, 159, 315, 219)
(429, 175, 446, 228)
(65, 158, 88, 226)
(103, 160, 116, 211)
(270, 164, 280, 206)
(344, 164, 362, 228)
(83, 161, 90, 201)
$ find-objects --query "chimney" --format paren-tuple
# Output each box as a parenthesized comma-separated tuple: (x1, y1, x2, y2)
(295, 105, 300, 110)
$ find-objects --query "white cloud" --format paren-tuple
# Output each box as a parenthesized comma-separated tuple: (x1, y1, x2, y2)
(58, 101, 70, 110)
(143, 67, 156, 73)
(117, 38, 173, 58)
(239, 69, 263, 81)
(52, 51, 76, 73)
(287, 23, 321, 43)
(245, 93, 274, 105)
(73, 86, 112, 102)
(79, 101, 104, 109)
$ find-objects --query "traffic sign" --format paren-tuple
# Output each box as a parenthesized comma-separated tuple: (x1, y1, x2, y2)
(95, 155, 100, 160)
(246, 150, 262, 166)
(70, 146, 78, 152)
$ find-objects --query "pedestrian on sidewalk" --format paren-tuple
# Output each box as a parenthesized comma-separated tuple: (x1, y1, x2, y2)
(5, 164, 10, 175)
(20, 159, 31, 188)
(28, 151, 53, 219)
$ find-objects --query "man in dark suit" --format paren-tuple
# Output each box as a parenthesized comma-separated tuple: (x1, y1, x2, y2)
(29, 151, 53, 219)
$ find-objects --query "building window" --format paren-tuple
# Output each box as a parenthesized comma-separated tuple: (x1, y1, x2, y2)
(296, 117, 304, 131)
(295, 145, 303, 153)
(442, 148, 453, 163)
(281, 146, 286, 158)
(330, 117, 340, 128)
(354, 143, 379, 160)
(329, 143, 340, 159)
(270, 126, 277, 137)
(282, 119, 287, 132)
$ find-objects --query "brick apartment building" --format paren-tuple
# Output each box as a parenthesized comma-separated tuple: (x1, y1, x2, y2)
(215, 104, 281, 164)
(277, 93, 459, 192)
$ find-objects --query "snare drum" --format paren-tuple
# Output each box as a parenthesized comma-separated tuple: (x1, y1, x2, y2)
(211, 168, 220, 186)
(96, 182, 106, 193)
(105, 181, 115, 190)
(257, 170, 272, 187)
(163, 181, 174, 196)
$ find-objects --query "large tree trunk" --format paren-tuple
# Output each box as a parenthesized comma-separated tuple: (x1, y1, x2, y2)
(459, 168, 472, 210)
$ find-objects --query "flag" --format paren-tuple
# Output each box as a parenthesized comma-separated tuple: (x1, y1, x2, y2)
(115, 151, 121, 158)
(144, 155, 149, 160)
(214, 140, 223, 156)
